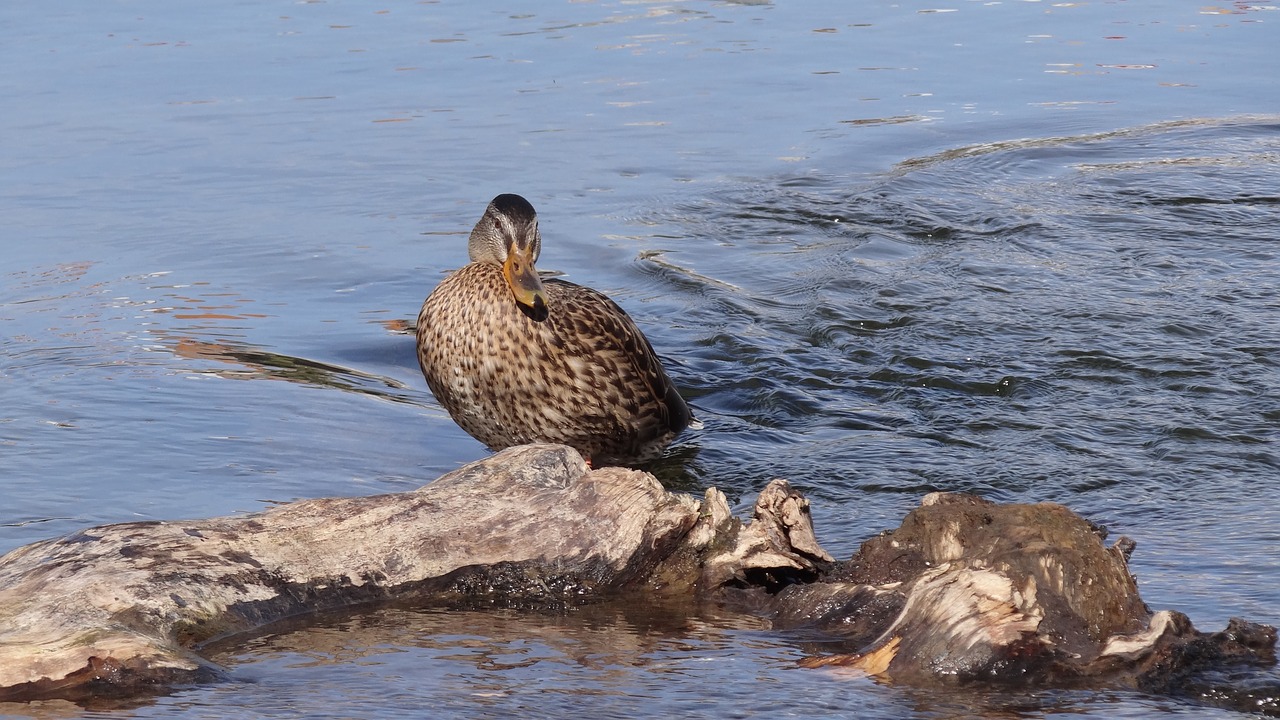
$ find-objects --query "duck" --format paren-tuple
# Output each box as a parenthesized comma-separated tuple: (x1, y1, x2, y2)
(416, 193, 695, 466)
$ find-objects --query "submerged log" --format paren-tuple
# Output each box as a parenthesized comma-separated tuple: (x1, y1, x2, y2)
(0, 444, 1274, 711)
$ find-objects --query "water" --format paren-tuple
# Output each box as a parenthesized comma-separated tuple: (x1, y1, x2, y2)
(2, 0, 1278, 717)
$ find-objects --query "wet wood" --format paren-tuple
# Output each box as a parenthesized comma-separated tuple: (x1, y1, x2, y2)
(0, 444, 1274, 710)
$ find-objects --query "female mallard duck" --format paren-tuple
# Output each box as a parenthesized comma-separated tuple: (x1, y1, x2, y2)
(416, 193, 694, 466)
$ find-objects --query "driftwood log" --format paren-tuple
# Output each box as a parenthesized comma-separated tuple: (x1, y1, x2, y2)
(0, 444, 1275, 712)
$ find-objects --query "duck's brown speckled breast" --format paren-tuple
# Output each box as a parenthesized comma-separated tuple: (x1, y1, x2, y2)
(416, 262, 690, 465)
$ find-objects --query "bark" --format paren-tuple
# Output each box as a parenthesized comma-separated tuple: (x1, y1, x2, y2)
(0, 444, 1274, 713)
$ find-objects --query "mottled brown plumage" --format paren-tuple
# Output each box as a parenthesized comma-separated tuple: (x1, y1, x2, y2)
(416, 194, 694, 466)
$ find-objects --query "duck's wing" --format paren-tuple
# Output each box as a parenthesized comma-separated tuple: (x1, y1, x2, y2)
(545, 279, 692, 435)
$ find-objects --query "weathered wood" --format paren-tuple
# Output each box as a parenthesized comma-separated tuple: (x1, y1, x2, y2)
(779, 491, 1275, 696)
(0, 444, 1274, 712)
(0, 444, 702, 699)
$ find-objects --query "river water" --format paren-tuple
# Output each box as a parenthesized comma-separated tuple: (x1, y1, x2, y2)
(2, 1, 1278, 717)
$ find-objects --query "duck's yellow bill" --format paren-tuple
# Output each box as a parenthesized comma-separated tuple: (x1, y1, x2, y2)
(503, 246, 548, 318)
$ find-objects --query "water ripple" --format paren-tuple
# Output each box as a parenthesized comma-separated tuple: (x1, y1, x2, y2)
(639, 117, 1280, 525)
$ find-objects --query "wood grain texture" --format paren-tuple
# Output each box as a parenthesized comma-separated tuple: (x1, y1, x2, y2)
(0, 444, 700, 699)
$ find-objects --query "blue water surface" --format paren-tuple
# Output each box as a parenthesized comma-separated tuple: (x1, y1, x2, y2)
(2, 1, 1278, 717)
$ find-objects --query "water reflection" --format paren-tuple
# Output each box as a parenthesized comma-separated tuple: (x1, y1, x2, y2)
(159, 335, 414, 404)
(3, 261, 417, 404)
(190, 603, 783, 718)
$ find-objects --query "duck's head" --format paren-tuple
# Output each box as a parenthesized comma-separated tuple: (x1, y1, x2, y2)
(469, 193, 548, 321)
